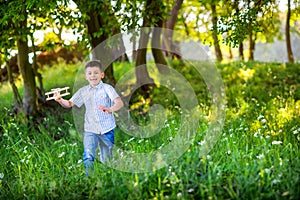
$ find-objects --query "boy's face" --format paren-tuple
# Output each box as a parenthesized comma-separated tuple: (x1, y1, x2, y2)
(85, 66, 104, 87)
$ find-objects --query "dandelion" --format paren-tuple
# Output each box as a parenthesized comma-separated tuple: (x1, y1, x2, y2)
(272, 141, 282, 145)
(58, 152, 65, 158)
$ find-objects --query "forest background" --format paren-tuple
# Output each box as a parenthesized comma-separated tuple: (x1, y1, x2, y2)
(0, 0, 300, 199)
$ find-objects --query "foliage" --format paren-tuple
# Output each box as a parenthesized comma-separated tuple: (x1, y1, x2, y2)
(0, 61, 300, 199)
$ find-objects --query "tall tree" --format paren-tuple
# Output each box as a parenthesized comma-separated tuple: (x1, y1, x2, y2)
(163, 0, 183, 59)
(211, 0, 223, 61)
(286, 0, 294, 63)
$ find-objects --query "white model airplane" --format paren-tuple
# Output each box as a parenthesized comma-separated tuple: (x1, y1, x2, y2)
(45, 87, 70, 101)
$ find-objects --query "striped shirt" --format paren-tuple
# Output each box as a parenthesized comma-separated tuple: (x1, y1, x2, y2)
(70, 81, 120, 134)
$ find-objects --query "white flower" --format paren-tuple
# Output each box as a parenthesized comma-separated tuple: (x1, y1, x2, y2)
(227, 150, 231, 155)
(77, 159, 82, 164)
(261, 119, 267, 124)
(70, 142, 77, 146)
(264, 168, 271, 173)
(0, 173, 4, 179)
(272, 141, 282, 145)
(58, 152, 65, 158)
(256, 154, 264, 159)
(127, 137, 135, 142)
(271, 179, 281, 184)
(293, 130, 299, 135)
(187, 188, 194, 193)
(257, 115, 264, 120)
(177, 192, 182, 198)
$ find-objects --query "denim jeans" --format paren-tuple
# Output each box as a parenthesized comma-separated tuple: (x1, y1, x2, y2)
(83, 129, 114, 175)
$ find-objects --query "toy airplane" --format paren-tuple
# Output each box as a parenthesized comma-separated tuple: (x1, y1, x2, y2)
(45, 87, 70, 101)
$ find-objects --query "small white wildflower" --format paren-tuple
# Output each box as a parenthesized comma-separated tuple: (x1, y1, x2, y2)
(266, 135, 270, 138)
(138, 139, 144, 143)
(293, 130, 299, 135)
(198, 140, 205, 146)
(261, 119, 267, 124)
(264, 168, 271, 173)
(177, 192, 182, 198)
(58, 152, 65, 158)
(257, 115, 264, 120)
(127, 137, 135, 142)
(0, 173, 4, 179)
(206, 155, 211, 160)
(272, 141, 282, 145)
(256, 154, 264, 159)
(168, 136, 173, 141)
(279, 129, 283, 133)
(227, 150, 231, 155)
(271, 179, 281, 184)
(187, 188, 194, 193)
(254, 132, 259, 137)
(77, 159, 82, 164)
(70, 142, 77, 146)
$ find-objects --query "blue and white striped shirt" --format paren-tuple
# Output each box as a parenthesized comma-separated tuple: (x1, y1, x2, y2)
(70, 81, 120, 134)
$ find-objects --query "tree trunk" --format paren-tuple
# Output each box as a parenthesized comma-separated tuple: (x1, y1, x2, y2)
(211, 2, 223, 62)
(17, 38, 38, 117)
(136, 27, 154, 85)
(248, 30, 254, 61)
(135, 0, 156, 85)
(151, 0, 168, 74)
(6, 59, 22, 110)
(31, 33, 45, 102)
(228, 46, 233, 60)
(239, 42, 244, 61)
(286, 0, 294, 63)
(163, 0, 183, 59)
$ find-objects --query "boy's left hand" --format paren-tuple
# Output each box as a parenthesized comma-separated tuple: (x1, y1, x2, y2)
(98, 106, 112, 114)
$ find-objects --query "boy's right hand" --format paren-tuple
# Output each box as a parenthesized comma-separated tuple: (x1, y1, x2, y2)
(54, 91, 62, 102)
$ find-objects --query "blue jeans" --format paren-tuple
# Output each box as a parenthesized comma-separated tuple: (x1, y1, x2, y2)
(83, 129, 114, 175)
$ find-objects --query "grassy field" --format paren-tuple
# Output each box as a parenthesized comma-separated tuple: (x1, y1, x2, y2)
(0, 61, 299, 199)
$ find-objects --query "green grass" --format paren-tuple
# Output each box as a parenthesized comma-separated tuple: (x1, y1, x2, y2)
(0, 61, 300, 199)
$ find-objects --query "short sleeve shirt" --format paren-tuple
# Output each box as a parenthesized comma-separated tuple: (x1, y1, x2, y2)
(70, 81, 120, 134)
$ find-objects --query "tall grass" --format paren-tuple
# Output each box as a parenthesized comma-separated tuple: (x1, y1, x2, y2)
(0, 61, 299, 199)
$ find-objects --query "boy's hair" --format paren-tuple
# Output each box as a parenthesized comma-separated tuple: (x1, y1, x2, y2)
(85, 60, 103, 71)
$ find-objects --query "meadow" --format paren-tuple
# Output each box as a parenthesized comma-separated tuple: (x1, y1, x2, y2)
(0, 61, 299, 199)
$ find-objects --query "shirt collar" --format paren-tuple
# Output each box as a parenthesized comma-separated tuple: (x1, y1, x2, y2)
(88, 81, 103, 90)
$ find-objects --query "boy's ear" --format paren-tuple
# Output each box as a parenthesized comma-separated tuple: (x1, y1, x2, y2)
(101, 72, 105, 78)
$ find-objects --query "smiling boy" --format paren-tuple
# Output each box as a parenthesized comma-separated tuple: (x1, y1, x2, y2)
(55, 60, 124, 175)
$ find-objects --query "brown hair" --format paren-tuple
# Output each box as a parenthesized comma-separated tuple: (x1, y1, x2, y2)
(85, 60, 103, 71)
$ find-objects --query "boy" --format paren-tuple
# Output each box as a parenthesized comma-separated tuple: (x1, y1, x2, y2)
(55, 60, 124, 175)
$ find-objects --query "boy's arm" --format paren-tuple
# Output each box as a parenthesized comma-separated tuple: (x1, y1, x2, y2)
(54, 92, 73, 108)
